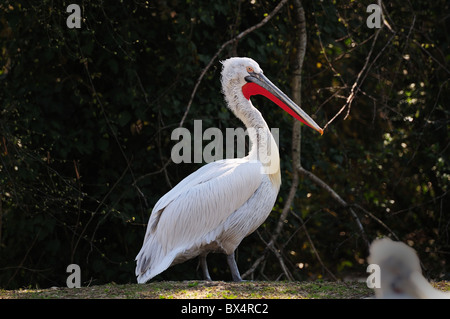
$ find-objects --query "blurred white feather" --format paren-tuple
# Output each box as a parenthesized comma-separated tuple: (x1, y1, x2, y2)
(367, 238, 449, 299)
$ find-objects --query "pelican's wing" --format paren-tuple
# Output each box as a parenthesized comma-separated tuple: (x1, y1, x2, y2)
(136, 159, 263, 280)
(147, 158, 262, 246)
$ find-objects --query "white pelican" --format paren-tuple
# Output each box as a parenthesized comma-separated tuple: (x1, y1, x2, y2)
(368, 237, 449, 298)
(135, 57, 323, 283)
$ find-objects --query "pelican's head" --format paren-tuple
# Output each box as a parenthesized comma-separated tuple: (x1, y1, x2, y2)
(220, 57, 323, 135)
(221, 57, 263, 88)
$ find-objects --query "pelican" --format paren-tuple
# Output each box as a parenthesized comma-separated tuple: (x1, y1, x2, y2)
(368, 237, 450, 298)
(135, 57, 323, 283)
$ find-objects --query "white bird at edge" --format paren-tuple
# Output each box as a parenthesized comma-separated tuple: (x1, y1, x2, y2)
(135, 57, 323, 283)
(368, 237, 450, 298)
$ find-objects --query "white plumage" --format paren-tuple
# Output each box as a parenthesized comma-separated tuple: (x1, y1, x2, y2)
(368, 238, 449, 299)
(135, 57, 322, 283)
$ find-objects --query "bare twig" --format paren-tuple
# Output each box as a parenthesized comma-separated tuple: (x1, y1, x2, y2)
(255, 231, 294, 281)
(412, 39, 450, 75)
(378, 0, 395, 33)
(133, 158, 173, 185)
(296, 165, 370, 250)
(323, 25, 382, 131)
(6, 230, 41, 287)
(351, 203, 399, 241)
(313, 3, 347, 88)
(242, 248, 267, 279)
(291, 211, 338, 280)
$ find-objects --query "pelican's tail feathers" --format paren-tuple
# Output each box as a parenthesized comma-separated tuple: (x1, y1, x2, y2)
(135, 238, 180, 284)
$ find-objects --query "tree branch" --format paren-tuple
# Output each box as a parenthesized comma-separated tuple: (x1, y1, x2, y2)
(296, 165, 370, 250)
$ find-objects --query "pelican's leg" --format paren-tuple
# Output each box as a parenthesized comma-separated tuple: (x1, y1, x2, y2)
(200, 254, 212, 281)
(226, 251, 243, 282)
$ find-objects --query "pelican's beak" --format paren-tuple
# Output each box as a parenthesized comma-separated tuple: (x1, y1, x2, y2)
(243, 72, 323, 135)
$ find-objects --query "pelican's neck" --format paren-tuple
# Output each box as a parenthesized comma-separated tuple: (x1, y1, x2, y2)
(224, 86, 281, 189)
(240, 102, 275, 159)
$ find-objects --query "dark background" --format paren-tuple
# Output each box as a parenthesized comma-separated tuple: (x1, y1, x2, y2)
(0, 0, 448, 289)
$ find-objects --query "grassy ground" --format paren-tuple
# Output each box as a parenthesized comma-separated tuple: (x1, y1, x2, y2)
(1, 280, 449, 299)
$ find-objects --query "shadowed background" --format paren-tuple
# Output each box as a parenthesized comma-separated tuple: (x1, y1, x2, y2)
(0, 0, 448, 289)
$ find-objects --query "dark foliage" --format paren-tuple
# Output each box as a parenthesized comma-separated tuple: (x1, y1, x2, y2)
(0, 0, 448, 289)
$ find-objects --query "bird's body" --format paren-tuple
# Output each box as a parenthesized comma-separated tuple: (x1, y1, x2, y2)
(135, 158, 279, 283)
(136, 57, 322, 283)
(368, 238, 450, 299)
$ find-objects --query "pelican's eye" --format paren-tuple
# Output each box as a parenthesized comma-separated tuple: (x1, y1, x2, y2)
(246, 66, 254, 73)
